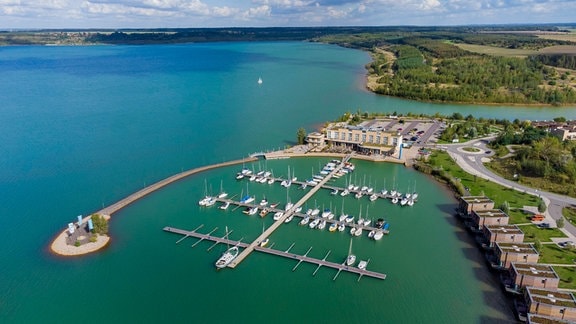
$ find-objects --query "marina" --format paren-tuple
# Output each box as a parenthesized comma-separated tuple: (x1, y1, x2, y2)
(163, 226, 386, 280)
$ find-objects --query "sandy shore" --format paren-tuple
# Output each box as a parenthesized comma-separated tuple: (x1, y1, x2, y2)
(50, 214, 111, 256)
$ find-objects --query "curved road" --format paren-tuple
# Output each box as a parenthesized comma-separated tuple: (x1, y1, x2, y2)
(437, 137, 576, 238)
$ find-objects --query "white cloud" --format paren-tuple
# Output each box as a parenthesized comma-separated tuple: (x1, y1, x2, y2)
(0, 0, 574, 29)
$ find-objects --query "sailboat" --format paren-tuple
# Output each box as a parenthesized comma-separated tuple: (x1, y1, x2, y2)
(345, 238, 356, 266)
(215, 227, 239, 269)
(217, 180, 228, 198)
(259, 223, 269, 247)
(258, 77, 263, 85)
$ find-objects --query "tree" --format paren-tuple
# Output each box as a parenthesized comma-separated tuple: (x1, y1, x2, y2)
(499, 201, 510, 214)
(534, 239, 542, 253)
(557, 217, 565, 229)
(91, 214, 108, 235)
(538, 198, 547, 213)
(296, 127, 307, 145)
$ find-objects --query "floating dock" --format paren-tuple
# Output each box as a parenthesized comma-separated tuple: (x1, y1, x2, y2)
(164, 226, 386, 281)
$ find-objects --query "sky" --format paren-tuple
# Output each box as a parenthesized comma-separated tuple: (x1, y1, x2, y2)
(0, 0, 574, 29)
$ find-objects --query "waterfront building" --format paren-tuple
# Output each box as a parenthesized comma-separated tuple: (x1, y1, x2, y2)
(483, 224, 524, 248)
(305, 132, 325, 147)
(458, 196, 495, 217)
(493, 242, 539, 269)
(508, 263, 560, 292)
(525, 287, 576, 322)
(471, 209, 509, 231)
(323, 120, 403, 157)
(527, 313, 574, 323)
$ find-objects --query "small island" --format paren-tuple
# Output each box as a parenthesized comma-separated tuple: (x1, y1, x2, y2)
(50, 214, 110, 256)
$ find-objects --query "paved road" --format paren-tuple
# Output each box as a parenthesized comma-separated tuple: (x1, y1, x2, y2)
(436, 137, 576, 238)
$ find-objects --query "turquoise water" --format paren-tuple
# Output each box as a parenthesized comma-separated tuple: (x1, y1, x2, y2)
(0, 41, 557, 322)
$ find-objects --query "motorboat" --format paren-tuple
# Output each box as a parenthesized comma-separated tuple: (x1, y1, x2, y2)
(219, 202, 230, 210)
(215, 246, 239, 269)
(285, 202, 294, 211)
(369, 194, 378, 201)
(284, 214, 294, 223)
(309, 218, 320, 229)
(358, 260, 368, 270)
(329, 222, 338, 232)
(260, 198, 268, 206)
(337, 222, 346, 232)
(340, 189, 350, 196)
(273, 211, 284, 220)
(299, 216, 310, 226)
(354, 227, 362, 237)
(259, 238, 269, 247)
(368, 230, 375, 238)
(330, 189, 338, 195)
(345, 215, 354, 223)
(259, 208, 269, 217)
(317, 219, 327, 230)
(373, 230, 384, 240)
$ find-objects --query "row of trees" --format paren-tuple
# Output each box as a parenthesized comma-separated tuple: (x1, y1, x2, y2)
(372, 43, 576, 105)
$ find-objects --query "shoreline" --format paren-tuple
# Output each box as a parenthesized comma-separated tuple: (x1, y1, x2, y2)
(49, 147, 419, 257)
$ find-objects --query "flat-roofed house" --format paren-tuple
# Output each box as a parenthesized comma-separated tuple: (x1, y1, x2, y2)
(510, 264, 560, 292)
(526, 287, 576, 322)
(471, 209, 509, 231)
(458, 196, 495, 217)
(483, 224, 524, 248)
(494, 242, 539, 269)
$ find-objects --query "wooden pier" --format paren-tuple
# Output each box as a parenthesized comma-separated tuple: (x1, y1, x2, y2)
(228, 155, 353, 268)
(163, 226, 386, 281)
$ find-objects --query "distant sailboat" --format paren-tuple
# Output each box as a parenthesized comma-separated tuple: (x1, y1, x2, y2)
(258, 77, 263, 85)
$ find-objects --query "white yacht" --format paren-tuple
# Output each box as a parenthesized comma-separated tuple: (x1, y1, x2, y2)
(300, 216, 310, 226)
(215, 246, 238, 269)
(358, 260, 368, 270)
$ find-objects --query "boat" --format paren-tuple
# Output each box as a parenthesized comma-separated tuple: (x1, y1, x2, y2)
(215, 227, 239, 269)
(273, 211, 284, 220)
(300, 216, 310, 226)
(391, 197, 399, 204)
(340, 189, 349, 196)
(369, 193, 378, 201)
(345, 215, 354, 223)
(329, 222, 338, 232)
(258, 77, 263, 84)
(270, 202, 279, 208)
(350, 226, 357, 236)
(217, 180, 228, 198)
(330, 189, 338, 195)
(284, 214, 294, 223)
(358, 260, 368, 270)
(216, 246, 238, 268)
(400, 197, 408, 206)
(407, 199, 414, 206)
(299, 183, 307, 190)
(355, 192, 363, 199)
(259, 198, 268, 206)
(267, 177, 274, 185)
(373, 230, 384, 240)
(311, 208, 320, 216)
(259, 223, 269, 247)
(235, 173, 244, 180)
(321, 208, 333, 219)
(309, 218, 320, 229)
(205, 197, 216, 207)
(294, 207, 302, 213)
(345, 239, 356, 266)
(354, 226, 362, 237)
(337, 222, 346, 232)
(317, 219, 326, 230)
(198, 196, 211, 206)
(219, 201, 230, 210)
(259, 208, 269, 217)
(285, 202, 294, 211)
(247, 206, 258, 215)
(368, 230, 375, 238)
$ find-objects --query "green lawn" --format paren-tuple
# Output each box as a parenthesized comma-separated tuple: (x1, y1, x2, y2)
(427, 151, 540, 210)
(518, 224, 567, 243)
(553, 266, 576, 289)
(539, 244, 576, 264)
(563, 206, 576, 226)
(462, 147, 481, 152)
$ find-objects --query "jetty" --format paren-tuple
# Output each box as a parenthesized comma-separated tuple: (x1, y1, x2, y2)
(164, 226, 386, 281)
(229, 154, 353, 267)
(50, 157, 257, 256)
